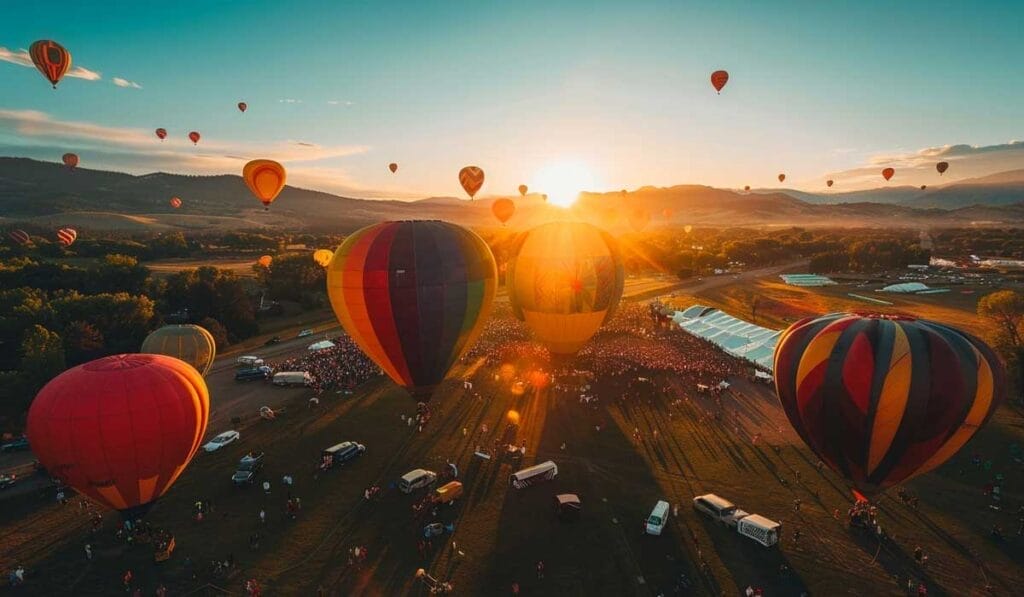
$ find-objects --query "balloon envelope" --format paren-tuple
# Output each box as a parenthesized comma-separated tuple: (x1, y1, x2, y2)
(141, 324, 217, 376)
(56, 227, 77, 247)
(389, 163, 398, 173)
(257, 255, 273, 267)
(313, 249, 333, 267)
(492, 198, 515, 224)
(155, 128, 167, 140)
(778, 174, 786, 183)
(26, 354, 209, 516)
(826, 180, 834, 187)
(326, 221, 497, 399)
(507, 221, 624, 355)
(30, 40, 72, 88)
(773, 313, 1004, 495)
(9, 229, 31, 245)
(63, 153, 79, 169)
(882, 167, 895, 181)
(936, 162, 949, 175)
(170, 197, 182, 208)
(518, 184, 528, 197)
(243, 159, 287, 208)
(188, 131, 200, 145)
(710, 70, 729, 93)
(459, 166, 485, 199)
(238, 102, 247, 112)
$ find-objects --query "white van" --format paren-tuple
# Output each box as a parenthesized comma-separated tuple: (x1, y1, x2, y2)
(236, 355, 264, 368)
(399, 469, 437, 494)
(509, 460, 558, 489)
(272, 371, 312, 387)
(692, 493, 749, 528)
(736, 514, 781, 547)
(645, 500, 670, 535)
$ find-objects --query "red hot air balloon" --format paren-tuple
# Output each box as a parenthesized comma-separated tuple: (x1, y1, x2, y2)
(773, 313, 1004, 496)
(9, 229, 31, 246)
(492, 198, 515, 225)
(518, 184, 528, 197)
(778, 173, 786, 183)
(936, 161, 949, 175)
(744, 185, 751, 192)
(188, 131, 201, 145)
(27, 354, 209, 517)
(62, 153, 79, 170)
(882, 167, 895, 181)
(920, 185, 927, 190)
(710, 70, 729, 94)
(826, 180, 834, 188)
(56, 227, 77, 247)
(30, 40, 72, 89)
(238, 102, 247, 113)
(327, 221, 497, 400)
(170, 197, 182, 209)
(389, 163, 398, 173)
(459, 166, 485, 199)
(155, 128, 167, 141)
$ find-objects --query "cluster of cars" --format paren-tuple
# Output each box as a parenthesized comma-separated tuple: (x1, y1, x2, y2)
(643, 493, 780, 547)
(233, 355, 312, 387)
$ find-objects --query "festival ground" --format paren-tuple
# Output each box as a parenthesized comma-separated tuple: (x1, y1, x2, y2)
(1, 305, 1022, 596)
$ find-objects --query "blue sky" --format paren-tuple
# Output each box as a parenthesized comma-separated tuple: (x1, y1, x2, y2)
(1, 0, 1022, 199)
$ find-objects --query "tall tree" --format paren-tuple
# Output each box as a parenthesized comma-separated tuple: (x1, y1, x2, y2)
(978, 290, 1024, 403)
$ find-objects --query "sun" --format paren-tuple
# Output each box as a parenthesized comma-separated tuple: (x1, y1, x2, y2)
(532, 160, 596, 208)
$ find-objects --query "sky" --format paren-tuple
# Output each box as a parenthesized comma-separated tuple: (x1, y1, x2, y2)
(1, 0, 1023, 201)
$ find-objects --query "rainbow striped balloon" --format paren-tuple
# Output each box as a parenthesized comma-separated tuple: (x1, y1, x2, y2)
(774, 313, 1005, 495)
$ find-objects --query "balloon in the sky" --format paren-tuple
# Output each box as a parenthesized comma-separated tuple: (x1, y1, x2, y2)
(882, 167, 895, 181)
(62, 153, 79, 170)
(518, 184, 528, 197)
(188, 131, 201, 145)
(458, 166, 485, 199)
(30, 40, 72, 89)
(326, 221, 497, 400)
(169, 197, 182, 209)
(710, 70, 729, 94)
(27, 354, 209, 517)
(312, 249, 333, 267)
(9, 229, 31, 246)
(920, 185, 927, 190)
(628, 208, 650, 232)
(684, 225, 693, 234)
(744, 185, 751, 192)
(826, 180, 834, 188)
(155, 128, 167, 141)
(141, 324, 217, 376)
(507, 221, 624, 355)
(778, 173, 786, 183)
(936, 162, 949, 175)
(257, 255, 273, 268)
(389, 163, 398, 173)
(773, 313, 1004, 496)
(243, 159, 287, 210)
(541, 194, 548, 202)
(237, 102, 247, 113)
(492, 198, 515, 225)
(56, 227, 77, 247)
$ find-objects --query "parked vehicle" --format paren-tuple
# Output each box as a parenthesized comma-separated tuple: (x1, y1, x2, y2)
(297, 329, 314, 338)
(399, 469, 437, 494)
(736, 514, 781, 547)
(321, 441, 365, 468)
(264, 336, 282, 346)
(0, 474, 17, 490)
(0, 437, 29, 453)
(236, 356, 264, 369)
(554, 493, 581, 521)
(645, 500, 671, 535)
(509, 460, 558, 489)
(692, 494, 749, 528)
(203, 430, 240, 453)
(432, 481, 463, 505)
(232, 452, 265, 485)
(272, 371, 312, 387)
(234, 366, 271, 382)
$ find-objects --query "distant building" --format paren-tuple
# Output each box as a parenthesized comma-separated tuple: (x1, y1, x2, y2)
(779, 274, 836, 287)
(880, 282, 929, 293)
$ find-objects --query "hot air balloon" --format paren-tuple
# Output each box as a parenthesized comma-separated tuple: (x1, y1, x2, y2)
(326, 221, 497, 400)
(63, 153, 79, 170)
(492, 198, 515, 225)
(27, 354, 209, 517)
(936, 162, 949, 175)
(140, 324, 217, 376)
(9, 229, 31, 246)
(313, 249, 333, 267)
(710, 70, 729, 94)
(238, 102, 247, 113)
(882, 167, 895, 181)
(684, 225, 693, 234)
(773, 313, 1004, 496)
(389, 163, 398, 173)
(56, 227, 76, 247)
(628, 208, 650, 232)
(257, 255, 273, 268)
(155, 128, 167, 141)
(169, 197, 182, 209)
(744, 185, 751, 192)
(458, 166, 485, 200)
(507, 221, 624, 355)
(920, 185, 927, 190)
(542, 194, 548, 202)
(242, 159, 286, 211)
(188, 131, 201, 145)
(30, 40, 71, 89)
(826, 180, 834, 188)
(518, 184, 528, 197)
(662, 208, 674, 220)
(778, 174, 786, 183)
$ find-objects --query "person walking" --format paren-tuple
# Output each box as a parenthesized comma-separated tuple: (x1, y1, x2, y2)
(536, 560, 545, 579)
(84, 543, 92, 560)
(262, 480, 271, 495)
(259, 509, 266, 525)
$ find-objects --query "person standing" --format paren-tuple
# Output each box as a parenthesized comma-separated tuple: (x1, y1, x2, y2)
(536, 560, 545, 579)
(84, 543, 92, 560)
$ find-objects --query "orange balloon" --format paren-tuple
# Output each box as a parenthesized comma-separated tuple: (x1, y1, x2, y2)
(710, 70, 729, 93)
(62, 153, 79, 170)
(188, 131, 201, 145)
(492, 198, 515, 225)
(459, 166, 485, 199)
(170, 197, 182, 208)
(30, 40, 71, 89)
(920, 185, 927, 190)
(778, 173, 786, 183)
(518, 184, 528, 197)
(389, 163, 398, 173)
(257, 255, 273, 268)
(312, 249, 333, 267)
(826, 180, 834, 187)
(882, 167, 895, 181)
(243, 159, 287, 210)
(744, 185, 750, 192)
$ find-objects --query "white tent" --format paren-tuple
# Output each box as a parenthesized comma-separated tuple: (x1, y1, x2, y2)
(671, 305, 781, 372)
(307, 340, 336, 351)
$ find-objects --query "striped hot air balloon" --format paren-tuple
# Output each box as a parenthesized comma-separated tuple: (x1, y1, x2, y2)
(326, 221, 497, 400)
(458, 166, 485, 200)
(56, 227, 77, 247)
(30, 40, 72, 88)
(9, 229, 31, 246)
(773, 313, 1005, 496)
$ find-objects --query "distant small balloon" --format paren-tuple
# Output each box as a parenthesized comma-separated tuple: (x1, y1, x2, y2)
(710, 70, 729, 94)
(492, 198, 515, 225)
(188, 131, 201, 145)
(9, 229, 31, 246)
(744, 185, 751, 192)
(882, 167, 895, 181)
(237, 102, 247, 113)
(62, 153, 79, 170)
(458, 166, 485, 199)
(518, 184, 528, 197)
(936, 161, 949, 175)
(778, 174, 786, 183)
(313, 249, 333, 267)
(155, 128, 167, 141)
(684, 225, 693, 234)
(170, 197, 182, 208)
(826, 179, 834, 187)
(389, 163, 398, 173)
(920, 185, 927, 190)
(56, 227, 77, 247)
(257, 255, 272, 268)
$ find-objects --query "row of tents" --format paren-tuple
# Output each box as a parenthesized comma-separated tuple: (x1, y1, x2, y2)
(670, 305, 779, 372)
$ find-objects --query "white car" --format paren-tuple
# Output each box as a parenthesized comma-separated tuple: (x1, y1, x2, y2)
(203, 430, 240, 452)
(297, 329, 314, 338)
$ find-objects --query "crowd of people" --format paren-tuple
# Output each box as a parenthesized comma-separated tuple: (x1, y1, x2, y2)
(268, 334, 380, 397)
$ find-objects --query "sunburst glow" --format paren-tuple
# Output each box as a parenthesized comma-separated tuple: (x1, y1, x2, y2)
(532, 160, 596, 208)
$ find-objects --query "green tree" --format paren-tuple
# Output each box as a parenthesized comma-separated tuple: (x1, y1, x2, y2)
(20, 325, 66, 396)
(978, 290, 1024, 403)
(199, 317, 229, 350)
(63, 320, 105, 366)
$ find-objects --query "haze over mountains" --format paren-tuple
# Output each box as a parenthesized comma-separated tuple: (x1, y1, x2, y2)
(1, 157, 1021, 233)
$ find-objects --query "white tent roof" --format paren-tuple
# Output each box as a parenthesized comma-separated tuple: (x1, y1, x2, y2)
(673, 305, 781, 371)
(307, 340, 336, 351)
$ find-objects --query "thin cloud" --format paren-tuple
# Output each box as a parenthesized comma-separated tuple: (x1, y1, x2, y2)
(0, 46, 101, 81)
(111, 77, 142, 89)
(326, 100, 354, 106)
(278, 98, 303, 104)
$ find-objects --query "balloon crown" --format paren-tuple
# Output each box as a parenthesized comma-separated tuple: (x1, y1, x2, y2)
(83, 353, 157, 371)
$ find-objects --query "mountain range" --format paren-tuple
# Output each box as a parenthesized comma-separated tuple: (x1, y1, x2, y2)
(0, 158, 1021, 233)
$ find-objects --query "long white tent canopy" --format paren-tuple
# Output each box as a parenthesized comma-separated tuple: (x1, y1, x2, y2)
(671, 305, 780, 371)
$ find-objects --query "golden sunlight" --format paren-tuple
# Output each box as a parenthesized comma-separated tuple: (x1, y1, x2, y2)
(532, 160, 596, 208)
